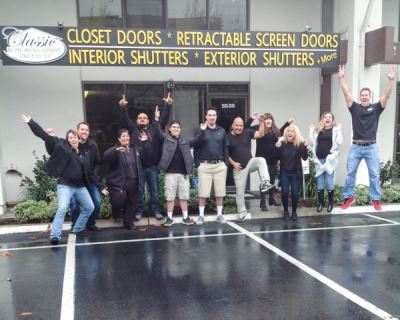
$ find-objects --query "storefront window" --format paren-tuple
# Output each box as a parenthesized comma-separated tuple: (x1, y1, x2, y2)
(78, 0, 123, 27)
(77, 0, 248, 30)
(209, 0, 247, 31)
(173, 84, 205, 135)
(167, 0, 207, 30)
(126, 0, 164, 28)
(83, 84, 124, 155)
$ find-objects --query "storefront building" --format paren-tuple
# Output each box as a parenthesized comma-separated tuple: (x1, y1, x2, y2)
(0, 0, 399, 214)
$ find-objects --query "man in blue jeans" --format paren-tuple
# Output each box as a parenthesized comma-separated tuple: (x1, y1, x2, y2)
(119, 93, 172, 220)
(70, 122, 107, 231)
(338, 65, 397, 211)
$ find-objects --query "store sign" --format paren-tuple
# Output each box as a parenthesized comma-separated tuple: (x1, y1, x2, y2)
(2, 27, 67, 64)
(1, 26, 340, 68)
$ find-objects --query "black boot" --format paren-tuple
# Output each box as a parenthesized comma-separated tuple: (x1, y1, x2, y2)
(269, 189, 281, 206)
(260, 191, 268, 211)
(327, 190, 334, 212)
(317, 190, 324, 212)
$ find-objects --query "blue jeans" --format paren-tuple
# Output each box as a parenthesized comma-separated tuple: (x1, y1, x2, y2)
(343, 143, 380, 200)
(280, 173, 301, 213)
(70, 183, 101, 227)
(317, 158, 334, 191)
(51, 184, 94, 239)
(137, 166, 160, 215)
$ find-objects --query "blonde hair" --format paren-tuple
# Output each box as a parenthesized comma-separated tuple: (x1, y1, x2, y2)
(283, 124, 304, 147)
(317, 112, 336, 133)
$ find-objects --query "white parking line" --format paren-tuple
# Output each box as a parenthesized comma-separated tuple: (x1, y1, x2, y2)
(60, 234, 76, 320)
(227, 221, 398, 320)
(362, 213, 400, 224)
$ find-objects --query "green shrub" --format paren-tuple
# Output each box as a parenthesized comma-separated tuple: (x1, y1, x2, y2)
(380, 160, 400, 186)
(354, 185, 370, 205)
(13, 191, 57, 223)
(20, 153, 56, 203)
(99, 196, 112, 219)
(382, 184, 400, 202)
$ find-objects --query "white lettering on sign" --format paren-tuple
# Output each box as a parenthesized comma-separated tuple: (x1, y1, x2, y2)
(221, 104, 235, 109)
(2, 27, 67, 64)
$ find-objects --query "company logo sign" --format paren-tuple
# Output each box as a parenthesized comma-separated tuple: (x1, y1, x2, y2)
(2, 27, 67, 64)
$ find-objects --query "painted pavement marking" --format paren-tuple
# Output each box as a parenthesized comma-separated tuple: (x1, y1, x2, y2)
(227, 221, 399, 320)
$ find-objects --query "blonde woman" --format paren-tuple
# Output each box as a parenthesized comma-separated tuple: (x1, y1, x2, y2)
(276, 125, 308, 221)
(309, 112, 343, 213)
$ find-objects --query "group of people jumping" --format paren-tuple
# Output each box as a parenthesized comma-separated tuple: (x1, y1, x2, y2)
(21, 65, 397, 245)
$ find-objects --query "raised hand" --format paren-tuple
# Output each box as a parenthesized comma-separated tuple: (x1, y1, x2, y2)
(119, 94, 128, 109)
(250, 112, 258, 120)
(162, 92, 173, 105)
(309, 124, 315, 131)
(386, 65, 397, 81)
(288, 117, 295, 124)
(338, 65, 345, 79)
(154, 105, 160, 121)
(20, 114, 31, 123)
(200, 120, 208, 130)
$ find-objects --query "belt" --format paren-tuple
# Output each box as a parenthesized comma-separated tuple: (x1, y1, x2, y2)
(200, 160, 222, 164)
(353, 140, 376, 146)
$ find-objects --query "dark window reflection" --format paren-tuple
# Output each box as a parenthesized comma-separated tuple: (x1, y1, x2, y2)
(125, 84, 165, 126)
(126, 0, 164, 28)
(209, 0, 247, 31)
(83, 84, 124, 156)
(78, 0, 123, 27)
(167, 0, 207, 30)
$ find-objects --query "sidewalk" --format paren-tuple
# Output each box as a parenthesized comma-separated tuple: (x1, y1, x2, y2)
(1, 198, 399, 235)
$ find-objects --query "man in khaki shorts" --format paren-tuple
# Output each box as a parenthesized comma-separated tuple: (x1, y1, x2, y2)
(154, 105, 207, 226)
(192, 107, 229, 225)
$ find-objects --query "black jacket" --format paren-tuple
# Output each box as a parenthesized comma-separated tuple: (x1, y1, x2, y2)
(153, 121, 204, 175)
(103, 145, 142, 191)
(120, 103, 171, 167)
(27, 119, 89, 186)
(79, 139, 102, 189)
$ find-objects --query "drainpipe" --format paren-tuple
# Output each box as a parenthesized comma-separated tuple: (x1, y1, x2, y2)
(358, 0, 375, 97)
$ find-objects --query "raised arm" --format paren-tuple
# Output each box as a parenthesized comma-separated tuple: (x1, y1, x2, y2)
(338, 65, 354, 108)
(119, 94, 137, 132)
(21, 114, 59, 153)
(159, 92, 173, 129)
(254, 114, 266, 139)
(380, 65, 397, 108)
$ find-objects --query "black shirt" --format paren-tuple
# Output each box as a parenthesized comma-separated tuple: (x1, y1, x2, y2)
(316, 128, 333, 159)
(167, 141, 187, 174)
(197, 126, 228, 161)
(228, 129, 255, 168)
(350, 101, 383, 140)
(279, 142, 308, 175)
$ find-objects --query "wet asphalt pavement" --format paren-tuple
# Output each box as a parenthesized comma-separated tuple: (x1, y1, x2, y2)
(0, 212, 399, 320)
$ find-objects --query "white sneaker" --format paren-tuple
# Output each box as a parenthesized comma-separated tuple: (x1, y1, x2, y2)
(237, 213, 246, 222)
(196, 216, 205, 225)
(260, 180, 274, 192)
(216, 215, 226, 224)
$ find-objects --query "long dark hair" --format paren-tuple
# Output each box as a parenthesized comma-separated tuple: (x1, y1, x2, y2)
(264, 113, 280, 137)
